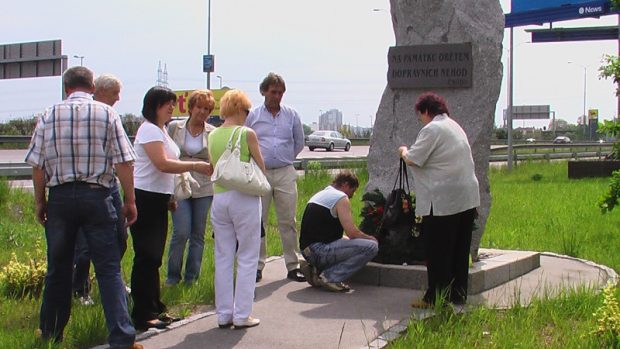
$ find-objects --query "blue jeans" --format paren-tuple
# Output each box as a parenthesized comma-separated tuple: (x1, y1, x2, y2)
(72, 183, 127, 297)
(303, 239, 378, 283)
(167, 196, 213, 284)
(41, 182, 135, 347)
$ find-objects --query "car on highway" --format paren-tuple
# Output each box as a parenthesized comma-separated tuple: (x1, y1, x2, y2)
(305, 130, 351, 151)
(552, 136, 572, 144)
(525, 138, 535, 143)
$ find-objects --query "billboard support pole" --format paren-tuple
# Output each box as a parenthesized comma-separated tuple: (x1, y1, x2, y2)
(507, 27, 514, 171)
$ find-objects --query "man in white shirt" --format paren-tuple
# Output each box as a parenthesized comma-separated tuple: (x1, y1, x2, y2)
(299, 171, 378, 292)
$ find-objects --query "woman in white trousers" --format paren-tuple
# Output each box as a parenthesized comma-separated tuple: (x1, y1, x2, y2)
(208, 89, 266, 329)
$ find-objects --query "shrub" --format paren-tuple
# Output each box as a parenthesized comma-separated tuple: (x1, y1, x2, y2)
(531, 173, 543, 181)
(306, 161, 322, 172)
(599, 170, 620, 213)
(592, 283, 620, 345)
(0, 178, 8, 210)
(0, 244, 46, 299)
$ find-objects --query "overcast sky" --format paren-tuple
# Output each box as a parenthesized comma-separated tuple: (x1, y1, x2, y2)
(0, 0, 617, 129)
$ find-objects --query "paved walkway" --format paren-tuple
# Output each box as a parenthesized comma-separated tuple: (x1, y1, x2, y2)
(106, 252, 617, 349)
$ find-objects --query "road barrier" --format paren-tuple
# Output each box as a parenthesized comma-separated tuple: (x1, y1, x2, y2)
(0, 136, 612, 179)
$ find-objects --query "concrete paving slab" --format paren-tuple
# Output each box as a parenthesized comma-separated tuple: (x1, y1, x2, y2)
(127, 251, 617, 349)
(133, 256, 421, 349)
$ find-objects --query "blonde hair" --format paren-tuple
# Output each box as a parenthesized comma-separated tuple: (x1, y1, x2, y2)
(219, 89, 251, 120)
(188, 89, 215, 115)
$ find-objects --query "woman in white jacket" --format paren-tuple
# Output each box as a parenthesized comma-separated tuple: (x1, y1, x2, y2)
(399, 92, 480, 308)
(166, 90, 216, 285)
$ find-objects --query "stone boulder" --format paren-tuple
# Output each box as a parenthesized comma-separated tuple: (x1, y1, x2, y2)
(366, 0, 504, 259)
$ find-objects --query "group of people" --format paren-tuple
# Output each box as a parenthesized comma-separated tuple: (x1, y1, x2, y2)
(25, 64, 480, 348)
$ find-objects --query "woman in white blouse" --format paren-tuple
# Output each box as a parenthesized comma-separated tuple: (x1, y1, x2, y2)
(131, 86, 212, 330)
(399, 92, 480, 308)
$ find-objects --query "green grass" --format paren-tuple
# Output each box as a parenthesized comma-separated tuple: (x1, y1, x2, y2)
(484, 162, 620, 267)
(1, 161, 620, 348)
(391, 288, 608, 349)
(390, 161, 620, 349)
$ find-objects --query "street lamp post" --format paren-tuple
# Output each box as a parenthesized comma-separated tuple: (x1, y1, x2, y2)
(216, 75, 223, 89)
(568, 62, 588, 139)
(582, 66, 588, 139)
(73, 55, 85, 66)
(206, 0, 211, 89)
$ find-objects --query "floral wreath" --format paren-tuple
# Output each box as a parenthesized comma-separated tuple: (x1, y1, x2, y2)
(359, 188, 423, 237)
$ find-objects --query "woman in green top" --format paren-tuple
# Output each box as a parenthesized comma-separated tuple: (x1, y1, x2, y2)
(208, 89, 266, 329)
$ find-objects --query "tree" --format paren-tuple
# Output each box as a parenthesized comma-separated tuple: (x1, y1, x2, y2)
(302, 123, 312, 135)
(599, 54, 620, 97)
(338, 124, 354, 138)
(495, 128, 507, 140)
(0, 116, 37, 135)
(121, 113, 142, 136)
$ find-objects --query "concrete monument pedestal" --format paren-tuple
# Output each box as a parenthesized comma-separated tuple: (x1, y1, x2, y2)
(350, 248, 540, 294)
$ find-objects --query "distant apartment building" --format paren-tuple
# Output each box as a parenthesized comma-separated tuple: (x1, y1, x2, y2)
(319, 109, 342, 131)
(310, 122, 319, 131)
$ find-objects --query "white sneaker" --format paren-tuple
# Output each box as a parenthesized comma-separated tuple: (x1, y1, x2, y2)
(233, 316, 260, 329)
(78, 296, 94, 306)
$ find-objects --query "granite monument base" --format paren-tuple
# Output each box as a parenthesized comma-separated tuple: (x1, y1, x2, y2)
(349, 248, 540, 294)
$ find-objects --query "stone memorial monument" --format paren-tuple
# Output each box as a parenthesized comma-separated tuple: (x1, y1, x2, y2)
(366, 0, 504, 260)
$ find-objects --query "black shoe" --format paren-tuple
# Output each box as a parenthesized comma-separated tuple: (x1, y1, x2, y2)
(286, 268, 306, 282)
(135, 319, 171, 331)
(256, 269, 262, 282)
(299, 260, 320, 287)
(159, 313, 182, 323)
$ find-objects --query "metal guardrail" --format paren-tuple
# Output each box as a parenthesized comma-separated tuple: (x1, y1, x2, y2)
(0, 136, 372, 144)
(0, 135, 138, 144)
(0, 135, 31, 143)
(293, 157, 367, 171)
(0, 136, 612, 178)
(1, 151, 611, 179)
(0, 158, 369, 178)
(0, 163, 32, 178)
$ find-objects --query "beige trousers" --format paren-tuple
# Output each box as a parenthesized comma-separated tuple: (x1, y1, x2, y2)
(258, 165, 301, 272)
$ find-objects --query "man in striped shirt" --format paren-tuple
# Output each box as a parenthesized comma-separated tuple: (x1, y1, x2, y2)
(25, 66, 142, 349)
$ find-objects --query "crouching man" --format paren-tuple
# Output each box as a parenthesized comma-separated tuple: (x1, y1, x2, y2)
(299, 171, 378, 292)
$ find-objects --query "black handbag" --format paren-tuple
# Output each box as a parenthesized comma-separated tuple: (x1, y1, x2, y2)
(374, 159, 425, 264)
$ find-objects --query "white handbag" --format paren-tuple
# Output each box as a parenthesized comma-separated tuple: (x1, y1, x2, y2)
(211, 126, 271, 196)
(173, 172, 199, 201)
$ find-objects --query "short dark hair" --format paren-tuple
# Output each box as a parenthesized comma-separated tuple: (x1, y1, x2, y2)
(415, 92, 449, 117)
(259, 72, 286, 93)
(63, 66, 94, 90)
(332, 170, 359, 189)
(141, 86, 177, 123)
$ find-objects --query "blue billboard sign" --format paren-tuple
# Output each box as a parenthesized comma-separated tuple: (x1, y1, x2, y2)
(511, 0, 606, 13)
(506, 0, 614, 27)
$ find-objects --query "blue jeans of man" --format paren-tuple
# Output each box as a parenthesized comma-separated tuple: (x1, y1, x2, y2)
(40, 182, 135, 347)
(167, 195, 213, 284)
(72, 183, 127, 297)
(303, 238, 378, 283)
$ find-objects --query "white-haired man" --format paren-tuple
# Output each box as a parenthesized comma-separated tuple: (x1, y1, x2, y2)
(72, 74, 128, 305)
